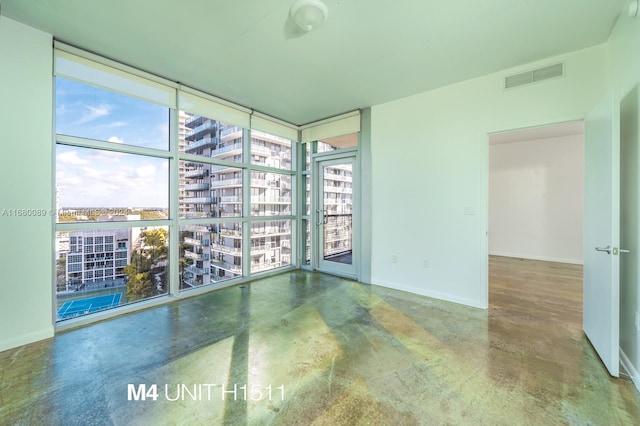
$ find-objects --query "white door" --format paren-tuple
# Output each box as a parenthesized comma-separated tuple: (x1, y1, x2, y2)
(314, 155, 356, 278)
(583, 90, 621, 377)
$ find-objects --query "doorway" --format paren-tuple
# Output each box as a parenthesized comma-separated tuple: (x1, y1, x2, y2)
(312, 152, 357, 279)
(488, 122, 585, 265)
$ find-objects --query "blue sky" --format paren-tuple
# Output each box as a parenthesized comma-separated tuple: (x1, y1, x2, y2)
(55, 78, 169, 208)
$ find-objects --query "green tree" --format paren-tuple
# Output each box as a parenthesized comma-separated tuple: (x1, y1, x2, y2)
(125, 228, 168, 300)
(124, 268, 154, 300)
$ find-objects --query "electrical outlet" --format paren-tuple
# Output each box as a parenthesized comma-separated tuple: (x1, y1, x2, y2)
(392, 255, 398, 264)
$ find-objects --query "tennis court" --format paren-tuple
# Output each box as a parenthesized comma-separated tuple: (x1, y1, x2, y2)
(57, 293, 123, 319)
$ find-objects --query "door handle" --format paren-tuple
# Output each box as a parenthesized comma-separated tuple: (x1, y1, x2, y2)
(619, 248, 631, 254)
(595, 246, 611, 254)
(315, 209, 322, 226)
(323, 209, 328, 225)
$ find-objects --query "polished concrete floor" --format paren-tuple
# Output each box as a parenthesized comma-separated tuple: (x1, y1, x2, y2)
(1, 257, 639, 425)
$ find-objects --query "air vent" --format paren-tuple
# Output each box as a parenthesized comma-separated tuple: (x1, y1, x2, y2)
(505, 63, 563, 89)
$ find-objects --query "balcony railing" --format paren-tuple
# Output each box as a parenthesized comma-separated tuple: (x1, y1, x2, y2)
(184, 114, 202, 127)
(184, 168, 209, 178)
(251, 197, 292, 204)
(211, 178, 243, 187)
(186, 121, 217, 139)
(324, 186, 352, 194)
(184, 250, 210, 261)
(184, 197, 213, 204)
(184, 182, 210, 191)
(211, 260, 242, 273)
(183, 237, 210, 246)
(221, 126, 243, 138)
(220, 229, 242, 238)
(184, 265, 209, 276)
(220, 195, 242, 203)
(211, 143, 243, 158)
(185, 137, 219, 152)
(250, 145, 271, 156)
(211, 243, 242, 255)
(251, 228, 291, 236)
(183, 225, 210, 233)
(182, 277, 206, 288)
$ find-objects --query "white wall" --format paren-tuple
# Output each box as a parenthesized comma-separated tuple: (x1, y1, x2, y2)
(608, 9, 640, 391)
(489, 134, 584, 264)
(370, 45, 607, 308)
(0, 17, 54, 351)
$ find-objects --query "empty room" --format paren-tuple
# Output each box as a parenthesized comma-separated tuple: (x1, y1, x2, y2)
(1, 0, 640, 424)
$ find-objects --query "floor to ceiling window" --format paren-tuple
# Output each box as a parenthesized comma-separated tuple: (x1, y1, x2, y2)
(53, 46, 298, 322)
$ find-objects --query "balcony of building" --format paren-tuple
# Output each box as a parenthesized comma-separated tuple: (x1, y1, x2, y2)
(211, 260, 242, 274)
(250, 261, 285, 273)
(184, 168, 209, 178)
(184, 265, 210, 276)
(183, 196, 213, 204)
(220, 229, 242, 239)
(219, 195, 242, 203)
(182, 277, 209, 288)
(250, 244, 275, 255)
(211, 178, 242, 188)
(323, 173, 352, 183)
(185, 121, 217, 141)
(184, 137, 219, 153)
(324, 232, 352, 244)
(183, 237, 211, 247)
(184, 182, 210, 191)
(211, 243, 242, 255)
(250, 145, 272, 156)
(183, 225, 210, 233)
(324, 186, 352, 194)
(211, 142, 243, 159)
(184, 114, 205, 128)
(220, 126, 243, 141)
(251, 197, 292, 204)
(184, 250, 210, 261)
(251, 228, 291, 237)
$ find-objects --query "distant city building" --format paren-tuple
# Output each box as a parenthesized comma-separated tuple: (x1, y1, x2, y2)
(65, 228, 131, 290)
(62, 215, 141, 291)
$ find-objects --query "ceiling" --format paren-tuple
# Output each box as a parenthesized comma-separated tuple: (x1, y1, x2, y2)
(0, 0, 626, 125)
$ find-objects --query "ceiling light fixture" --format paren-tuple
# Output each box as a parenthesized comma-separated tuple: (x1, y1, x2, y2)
(290, 0, 328, 32)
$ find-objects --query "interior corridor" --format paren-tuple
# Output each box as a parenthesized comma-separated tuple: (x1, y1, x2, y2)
(0, 258, 638, 424)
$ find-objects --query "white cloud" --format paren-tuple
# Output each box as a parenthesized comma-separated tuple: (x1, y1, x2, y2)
(57, 150, 88, 165)
(108, 136, 125, 144)
(76, 103, 112, 125)
(136, 164, 156, 177)
(81, 166, 103, 179)
(101, 121, 127, 129)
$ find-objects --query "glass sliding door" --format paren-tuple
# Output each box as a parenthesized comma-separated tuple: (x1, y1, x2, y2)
(315, 155, 356, 277)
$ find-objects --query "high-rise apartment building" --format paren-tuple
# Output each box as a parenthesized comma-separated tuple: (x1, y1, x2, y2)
(180, 114, 295, 288)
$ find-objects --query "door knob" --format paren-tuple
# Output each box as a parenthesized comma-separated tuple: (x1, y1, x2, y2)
(595, 246, 611, 254)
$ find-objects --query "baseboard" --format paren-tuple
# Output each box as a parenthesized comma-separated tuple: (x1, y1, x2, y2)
(371, 279, 486, 309)
(489, 251, 583, 265)
(620, 348, 640, 393)
(0, 327, 54, 354)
